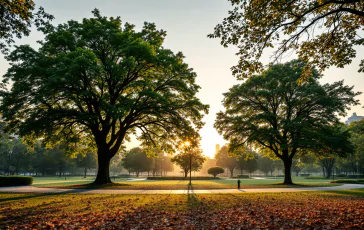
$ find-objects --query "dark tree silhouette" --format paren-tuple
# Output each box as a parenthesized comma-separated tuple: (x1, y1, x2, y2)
(0, 10, 208, 184)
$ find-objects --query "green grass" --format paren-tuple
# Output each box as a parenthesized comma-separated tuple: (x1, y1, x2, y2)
(323, 188, 364, 197)
(32, 176, 339, 189)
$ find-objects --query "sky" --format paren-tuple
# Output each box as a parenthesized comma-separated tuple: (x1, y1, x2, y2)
(0, 0, 363, 158)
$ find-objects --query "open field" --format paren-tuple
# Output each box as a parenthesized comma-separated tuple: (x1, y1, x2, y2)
(32, 176, 340, 189)
(1, 189, 363, 229)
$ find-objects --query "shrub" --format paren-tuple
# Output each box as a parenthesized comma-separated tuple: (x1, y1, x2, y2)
(305, 176, 326, 179)
(117, 174, 135, 178)
(345, 175, 364, 179)
(207, 167, 225, 178)
(0, 176, 33, 187)
(300, 173, 310, 177)
(236, 175, 250, 178)
(147, 176, 218, 180)
(331, 179, 364, 184)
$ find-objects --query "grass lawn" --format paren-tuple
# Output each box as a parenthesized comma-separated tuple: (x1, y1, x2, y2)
(32, 176, 339, 189)
(1, 189, 363, 229)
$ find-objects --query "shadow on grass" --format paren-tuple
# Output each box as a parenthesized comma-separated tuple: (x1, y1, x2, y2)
(187, 184, 199, 208)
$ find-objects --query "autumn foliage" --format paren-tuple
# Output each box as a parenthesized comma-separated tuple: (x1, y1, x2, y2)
(1, 191, 363, 229)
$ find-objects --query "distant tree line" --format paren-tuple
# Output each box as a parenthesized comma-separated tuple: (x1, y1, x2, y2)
(0, 135, 98, 177)
(121, 147, 174, 177)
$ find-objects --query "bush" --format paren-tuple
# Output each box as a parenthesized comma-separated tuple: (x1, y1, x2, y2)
(0, 176, 33, 187)
(147, 176, 218, 180)
(300, 173, 310, 177)
(117, 174, 135, 178)
(207, 167, 225, 178)
(331, 179, 364, 184)
(236, 175, 250, 178)
(305, 176, 326, 179)
(345, 175, 364, 179)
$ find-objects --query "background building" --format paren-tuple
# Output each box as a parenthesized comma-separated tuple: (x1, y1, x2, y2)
(346, 112, 364, 125)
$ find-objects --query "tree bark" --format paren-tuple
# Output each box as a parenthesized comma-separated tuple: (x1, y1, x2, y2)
(184, 170, 188, 177)
(322, 166, 326, 177)
(229, 168, 234, 178)
(93, 154, 112, 184)
(325, 166, 332, 179)
(283, 159, 293, 184)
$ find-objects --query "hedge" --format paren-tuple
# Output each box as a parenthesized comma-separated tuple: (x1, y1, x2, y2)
(0, 176, 33, 187)
(300, 173, 310, 177)
(147, 176, 218, 180)
(235, 175, 250, 178)
(331, 179, 364, 184)
(305, 176, 326, 179)
(117, 174, 136, 178)
(344, 175, 364, 179)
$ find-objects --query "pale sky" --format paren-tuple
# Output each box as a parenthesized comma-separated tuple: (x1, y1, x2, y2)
(0, 0, 363, 158)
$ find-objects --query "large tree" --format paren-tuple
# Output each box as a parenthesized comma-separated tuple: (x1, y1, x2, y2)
(76, 151, 96, 178)
(215, 60, 359, 184)
(348, 119, 364, 175)
(150, 149, 174, 176)
(121, 147, 152, 177)
(258, 156, 276, 176)
(0, 10, 208, 184)
(215, 145, 237, 177)
(171, 145, 205, 178)
(209, 0, 364, 80)
(0, 0, 53, 54)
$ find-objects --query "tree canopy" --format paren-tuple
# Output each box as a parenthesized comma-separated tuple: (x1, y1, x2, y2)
(171, 145, 205, 177)
(348, 119, 364, 174)
(122, 147, 152, 177)
(209, 0, 364, 80)
(0, 9, 208, 184)
(207, 166, 224, 178)
(215, 60, 359, 184)
(0, 0, 53, 54)
(215, 145, 237, 177)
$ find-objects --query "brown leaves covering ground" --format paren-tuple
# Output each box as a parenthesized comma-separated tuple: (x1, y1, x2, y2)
(0, 189, 363, 229)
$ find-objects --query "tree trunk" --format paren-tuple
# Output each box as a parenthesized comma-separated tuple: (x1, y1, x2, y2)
(184, 170, 188, 177)
(84, 168, 87, 178)
(322, 166, 326, 177)
(93, 154, 112, 184)
(325, 166, 332, 179)
(283, 159, 293, 184)
(229, 168, 234, 178)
